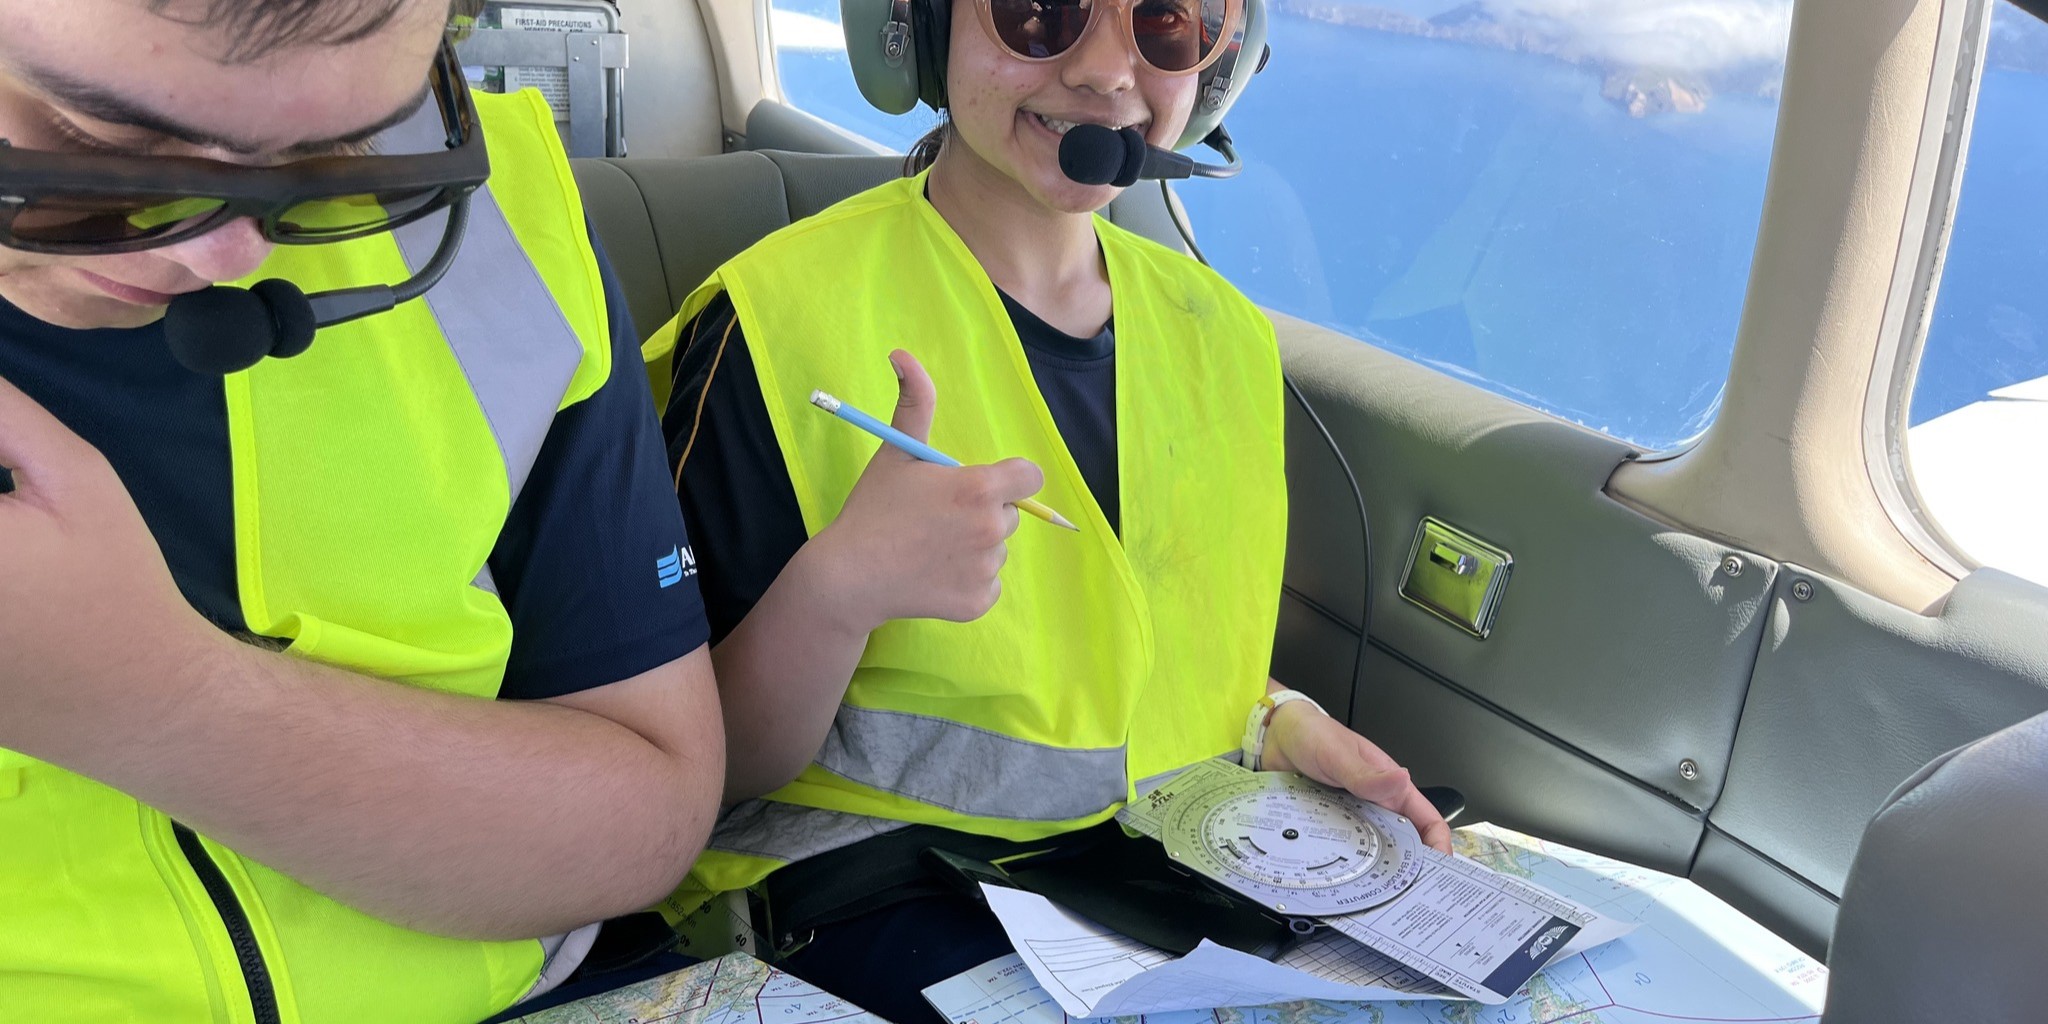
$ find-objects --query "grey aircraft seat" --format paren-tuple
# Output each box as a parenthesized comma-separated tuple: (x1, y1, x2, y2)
(1822, 710, 2048, 1022)
(571, 150, 1191, 346)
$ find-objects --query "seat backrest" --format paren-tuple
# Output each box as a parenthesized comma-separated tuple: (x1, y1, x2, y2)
(573, 151, 1192, 343)
(1822, 710, 2048, 1022)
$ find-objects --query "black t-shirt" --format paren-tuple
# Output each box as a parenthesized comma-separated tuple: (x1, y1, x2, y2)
(666, 290, 1118, 643)
(0, 237, 710, 699)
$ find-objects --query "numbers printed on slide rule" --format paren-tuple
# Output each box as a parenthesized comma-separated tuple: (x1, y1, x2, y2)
(1161, 771, 1426, 916)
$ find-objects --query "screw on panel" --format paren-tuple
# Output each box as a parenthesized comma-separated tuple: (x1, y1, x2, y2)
(1792, 580, 1815, 602)
(1721, 555, 1744, 577)
(1678, 759, 1701, 781)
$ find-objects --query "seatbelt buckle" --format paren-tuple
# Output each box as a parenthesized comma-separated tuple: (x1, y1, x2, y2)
(753, 888, 818, 962)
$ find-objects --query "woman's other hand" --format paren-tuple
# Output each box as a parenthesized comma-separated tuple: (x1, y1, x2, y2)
(1261, 694, 1455, 854)
(805, 350, 1047, 630)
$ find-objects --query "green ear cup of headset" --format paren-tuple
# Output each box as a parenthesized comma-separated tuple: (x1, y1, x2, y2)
(839, 0, 1266, 149)
(842, 0, 947, 115)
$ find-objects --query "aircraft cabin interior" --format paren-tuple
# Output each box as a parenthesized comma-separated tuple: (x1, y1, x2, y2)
(446, 0, 2048, 1015)
(7, 0, 2045, 1018)
(479, 0, 2048, 974)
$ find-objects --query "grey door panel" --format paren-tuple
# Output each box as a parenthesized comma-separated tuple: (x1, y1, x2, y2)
(1710, 568, 2048, 898)
(1690, 829, 1840, 959)
(1276, 595, 1707, 874)
(1276, 319, 1775, 810)
(1270, 315, 2048, 960)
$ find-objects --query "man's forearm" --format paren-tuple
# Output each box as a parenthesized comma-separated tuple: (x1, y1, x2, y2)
(713, 542, 876, 803)
(7, 633, 724, 942)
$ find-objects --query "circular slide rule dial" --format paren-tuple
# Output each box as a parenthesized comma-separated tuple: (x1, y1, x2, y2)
(1161, 771, 1425, 917)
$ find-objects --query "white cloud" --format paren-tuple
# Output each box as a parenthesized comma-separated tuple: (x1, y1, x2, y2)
(770, 8, 848, 52)
(1480, 0, 1794, 72)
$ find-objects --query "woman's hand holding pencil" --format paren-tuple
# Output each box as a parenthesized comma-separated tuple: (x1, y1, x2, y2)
(802, 350, 1056, 626)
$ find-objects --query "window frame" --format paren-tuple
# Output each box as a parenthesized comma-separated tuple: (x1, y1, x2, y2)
(758, 0, 787, 107)
(1867, 0, 2003, 581)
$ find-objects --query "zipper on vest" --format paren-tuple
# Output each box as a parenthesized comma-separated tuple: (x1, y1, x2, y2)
(173, 823, 282, 1024)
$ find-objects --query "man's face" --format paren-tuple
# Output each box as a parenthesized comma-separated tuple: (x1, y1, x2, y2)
(0, 0, 449, 330)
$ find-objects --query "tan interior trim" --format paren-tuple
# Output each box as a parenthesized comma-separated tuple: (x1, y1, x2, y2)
(695, 0, 777, 139)
(620, 0, 728, 156)
(1607, 0, 1974, 613)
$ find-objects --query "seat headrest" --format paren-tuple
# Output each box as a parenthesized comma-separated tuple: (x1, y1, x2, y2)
(574, 150, 1196, 346)
(1823, 710, 2048, 1022)
(573, 152, 799, 344)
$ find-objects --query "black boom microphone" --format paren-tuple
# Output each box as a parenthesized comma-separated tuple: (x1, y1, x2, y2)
(162, 197, 473, 376)
(1057, 124, 1242, 188)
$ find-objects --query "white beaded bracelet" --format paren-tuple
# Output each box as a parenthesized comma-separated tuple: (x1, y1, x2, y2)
(1239, 690, 1326, 771)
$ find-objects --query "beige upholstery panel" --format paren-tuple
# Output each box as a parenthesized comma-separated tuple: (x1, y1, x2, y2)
(619, 0, 726, 158)
(1608, 0, 1965, 610)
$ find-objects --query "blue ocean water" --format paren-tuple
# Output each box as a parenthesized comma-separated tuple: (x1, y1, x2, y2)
(773, 3, 2047, 448)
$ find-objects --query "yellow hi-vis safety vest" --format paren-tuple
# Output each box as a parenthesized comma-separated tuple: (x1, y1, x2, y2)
(0, 90, 612, 1024)
(646, 173, 1288, 914)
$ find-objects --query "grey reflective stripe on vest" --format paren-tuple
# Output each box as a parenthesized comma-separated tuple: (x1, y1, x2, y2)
(381, 104, 586, 509)
(816, 705, 1127, 821)
(709, 754, 1237, 869)
(709, 801, 905, 864)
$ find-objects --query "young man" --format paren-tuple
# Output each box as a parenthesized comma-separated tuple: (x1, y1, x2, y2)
(0, 2, 723, 1021)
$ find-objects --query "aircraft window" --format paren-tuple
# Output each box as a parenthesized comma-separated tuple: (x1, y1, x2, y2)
(771, 0, 932, 149)
(771, 0, 1796, 450)
(1902, 0, 2048, 588)
(1193, 0, 1797, 450)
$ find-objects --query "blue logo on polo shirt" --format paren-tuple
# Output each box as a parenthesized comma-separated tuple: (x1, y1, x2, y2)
(656, 546, 697, 588)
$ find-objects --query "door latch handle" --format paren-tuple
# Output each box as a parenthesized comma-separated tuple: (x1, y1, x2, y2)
(1430, 544, 1478, 576)
(1401, 518, 1513, 639)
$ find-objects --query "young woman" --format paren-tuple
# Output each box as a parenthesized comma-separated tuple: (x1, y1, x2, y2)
(654, 0, 1450, 1014)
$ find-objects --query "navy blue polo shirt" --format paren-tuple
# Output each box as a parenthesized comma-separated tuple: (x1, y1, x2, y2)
(0, 235, 709, 699)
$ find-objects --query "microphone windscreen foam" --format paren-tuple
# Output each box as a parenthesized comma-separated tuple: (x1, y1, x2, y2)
(163, 286, 283, 376)
(1111, 127, 1146, 187)
(1060, 124, 1142, 187)
(252, 278, 317, 360)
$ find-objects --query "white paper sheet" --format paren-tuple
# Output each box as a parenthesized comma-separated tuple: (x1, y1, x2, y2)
(932, 823, 1823, 1024)
(1325, 845, 1637, 1002)
(981, 885, 1455, 1017)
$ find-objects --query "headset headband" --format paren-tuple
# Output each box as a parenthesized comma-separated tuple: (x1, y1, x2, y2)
(839, 0, 1268, 152)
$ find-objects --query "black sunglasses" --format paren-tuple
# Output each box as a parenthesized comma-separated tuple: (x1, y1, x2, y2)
(0, 41, 488, 257)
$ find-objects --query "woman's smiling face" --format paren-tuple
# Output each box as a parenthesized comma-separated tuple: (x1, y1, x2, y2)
(938, 0, 1201, 215)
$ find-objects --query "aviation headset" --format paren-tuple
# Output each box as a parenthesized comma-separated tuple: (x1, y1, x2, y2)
(839, 0, 1270, 152)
